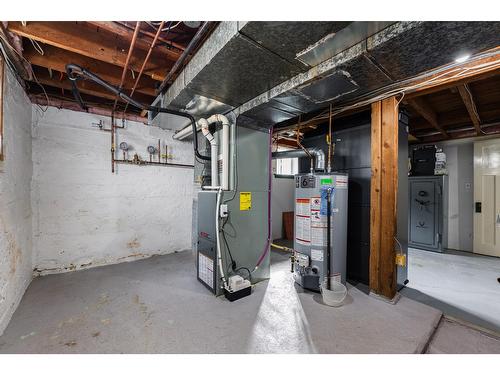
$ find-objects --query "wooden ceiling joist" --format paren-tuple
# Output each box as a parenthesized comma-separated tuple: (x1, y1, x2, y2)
(86, 21, 186, 54)
(407, 97, 449, 139)
(7, 21, 170, 81)
(457, 83, 482, 135)
(31, 68, 154, 104)
(24, 43, 157, 97)
(406, 47, 500, 99)
(30, 94, 147, 124)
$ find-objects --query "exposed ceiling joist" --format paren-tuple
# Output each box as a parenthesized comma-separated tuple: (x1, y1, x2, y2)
(24, 43, 157, 97)
(7, 21, 170, 81)
(408, 97, 449, 138)
(32, 68, 154, 104)
(87, 21, 186, 54)
(405, 47, 500, 99)
(30, 94, 148, 123)
(457, 83, 482, 135)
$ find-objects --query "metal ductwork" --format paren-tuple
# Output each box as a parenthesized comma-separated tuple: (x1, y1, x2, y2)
(272, 147, 325, 171)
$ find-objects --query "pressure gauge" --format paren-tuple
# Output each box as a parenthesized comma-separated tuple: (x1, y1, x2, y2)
(119, 142, 128, 151)
(147, 146, 156, 155)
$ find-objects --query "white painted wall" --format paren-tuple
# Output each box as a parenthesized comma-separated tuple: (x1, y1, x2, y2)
(0, 69, 33, 335)
(271, 175, 295, 240)
(31, 107, 194, 275)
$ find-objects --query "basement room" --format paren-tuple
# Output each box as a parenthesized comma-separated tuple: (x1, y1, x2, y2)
(1, 2, 500, 371)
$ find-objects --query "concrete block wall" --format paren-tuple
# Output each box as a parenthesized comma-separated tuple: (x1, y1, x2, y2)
(0, 69, 33, 334)
(31, 107, 195, 275)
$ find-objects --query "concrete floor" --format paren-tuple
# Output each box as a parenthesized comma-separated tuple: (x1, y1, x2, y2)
(0, 249, 498, 353)
(401, 248, 500, 332)
(426, 317, 500, 354)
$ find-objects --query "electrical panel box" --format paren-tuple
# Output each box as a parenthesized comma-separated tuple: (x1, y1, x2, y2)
(293, 173, 348, 291)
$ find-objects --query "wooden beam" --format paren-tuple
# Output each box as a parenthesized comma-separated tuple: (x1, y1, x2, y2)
(86, 22, 186, 54)
(7, 21, 170, 81)
(370, 97, 399, 300)
(457, 84, 482, 135)
(405, 47, 500, 99)
(24, 43, 157, 97)
(31, 68, 154, 104)
(408, 97, 449, 138)
(369, 101, 382, 294)
(29, 94, 148, 124)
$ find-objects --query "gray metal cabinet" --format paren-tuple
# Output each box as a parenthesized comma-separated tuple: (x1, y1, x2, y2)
(408, 176, 448, 252)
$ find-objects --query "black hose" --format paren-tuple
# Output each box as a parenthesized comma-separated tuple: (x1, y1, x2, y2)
(65, 63, 210, 161)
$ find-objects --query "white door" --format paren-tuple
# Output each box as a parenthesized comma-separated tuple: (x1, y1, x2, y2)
(473, 138, 500, 257)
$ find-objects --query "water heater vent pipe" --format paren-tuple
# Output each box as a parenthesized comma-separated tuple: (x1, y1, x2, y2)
(198, 114, 231, 190)
(199, 118, 219, 188)
(272, 147, 325, 171)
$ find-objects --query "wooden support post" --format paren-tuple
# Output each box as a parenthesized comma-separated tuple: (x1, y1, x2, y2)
(370, 97, 399, 300)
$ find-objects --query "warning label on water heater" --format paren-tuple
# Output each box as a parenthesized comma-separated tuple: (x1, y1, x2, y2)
(296, 216, 311, 245)
(311, 249, 324, 262)
(335, 175, 348, 189)
(295, 198, 311, 245)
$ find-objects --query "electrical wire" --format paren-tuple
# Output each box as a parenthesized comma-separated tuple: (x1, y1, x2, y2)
(274, 48, 500, 136)
(29, 38, 44, 55)
(162, 21, 182, 32)
(0, 30, 49, 112)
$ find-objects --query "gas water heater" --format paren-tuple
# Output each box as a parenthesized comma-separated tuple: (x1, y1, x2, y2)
(293, 173, 348, 291)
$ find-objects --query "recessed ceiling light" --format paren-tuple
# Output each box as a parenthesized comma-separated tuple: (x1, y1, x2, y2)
(455, 54, 471, 63)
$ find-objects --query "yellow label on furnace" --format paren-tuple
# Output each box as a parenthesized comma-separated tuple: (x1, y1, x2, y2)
(240, 192, 252, 211)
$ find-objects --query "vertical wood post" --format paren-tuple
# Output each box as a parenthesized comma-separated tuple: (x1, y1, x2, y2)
(370, 97, 399, 299)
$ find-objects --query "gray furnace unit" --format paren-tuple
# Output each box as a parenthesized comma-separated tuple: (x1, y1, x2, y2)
(293, 173, 348, 291)
(408, 175, 448, 252)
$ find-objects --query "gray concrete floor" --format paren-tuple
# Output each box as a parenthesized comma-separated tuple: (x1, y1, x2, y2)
(0, 249, 498, 353)
(401, 248, 500, 332)
(426, 317, 500, 354)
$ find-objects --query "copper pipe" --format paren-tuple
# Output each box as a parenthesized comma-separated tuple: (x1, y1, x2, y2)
(295, 116, 314, 174)
(114, 159, 193, 169)
(115, 21, 186, 52)
(122, 21, 164, 115)
(112, 22, 141, 114)
(111, 21, 141, 173)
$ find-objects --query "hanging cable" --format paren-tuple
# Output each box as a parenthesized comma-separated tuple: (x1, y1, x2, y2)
(65, 63, 210, 161)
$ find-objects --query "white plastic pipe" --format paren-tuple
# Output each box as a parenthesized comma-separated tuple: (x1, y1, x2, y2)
(218, 115, 230, 190)
(173, 121, 200, 140)
(200, 114, 231, 190)
(199, 118, 219, 188)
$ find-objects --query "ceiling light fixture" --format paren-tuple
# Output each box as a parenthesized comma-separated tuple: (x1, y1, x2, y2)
(455, 54, 471, 63)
